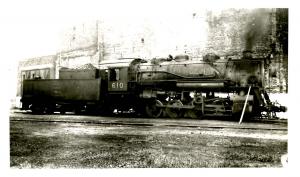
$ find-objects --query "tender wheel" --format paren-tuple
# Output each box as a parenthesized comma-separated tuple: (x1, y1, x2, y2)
(145, 99, 163, 118)
(60, 107, 66, 115)
(30, 104, 45, 114)
(45, 106, 54, 114)
(75, 105, 83, 114)
(165, 100, 184, 118)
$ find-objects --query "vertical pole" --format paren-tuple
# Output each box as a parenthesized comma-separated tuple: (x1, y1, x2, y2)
(201, 94, 205, 115)
(239, 86, 252, 124)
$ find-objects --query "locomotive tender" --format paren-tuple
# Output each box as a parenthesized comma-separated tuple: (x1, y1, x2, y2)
(21, 54, 286, 119)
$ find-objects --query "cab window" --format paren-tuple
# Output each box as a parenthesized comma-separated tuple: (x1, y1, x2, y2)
(110, 68, 120, 81)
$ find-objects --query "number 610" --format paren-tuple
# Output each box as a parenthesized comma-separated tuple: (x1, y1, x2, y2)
(112, 82, 124, 89)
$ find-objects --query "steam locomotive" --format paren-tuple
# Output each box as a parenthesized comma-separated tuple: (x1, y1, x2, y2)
(21, 53, 286, 119)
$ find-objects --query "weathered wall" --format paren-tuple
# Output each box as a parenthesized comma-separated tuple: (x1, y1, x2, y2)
(57, 20, 99, 71)
(204, 8, 273, 58)
(203, 8, 288, 93)
(58, 46, 98, 70)
(17, 8, 288, 95)
(59, 20, 98, 52)
(98, 14, 208, 60)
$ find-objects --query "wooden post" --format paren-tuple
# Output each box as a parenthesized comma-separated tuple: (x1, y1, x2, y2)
(239, 86, 252, 124)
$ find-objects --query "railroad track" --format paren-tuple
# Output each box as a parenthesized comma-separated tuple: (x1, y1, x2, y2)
(10, 115, 288, 131)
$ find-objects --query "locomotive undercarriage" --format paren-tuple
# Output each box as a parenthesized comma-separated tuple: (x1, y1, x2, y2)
(142, 86, 283, 119)
(144, 91, 233, 118)
(22, 99, 104, 115)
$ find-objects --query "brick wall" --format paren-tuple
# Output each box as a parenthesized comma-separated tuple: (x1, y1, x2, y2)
(203, 8, 288, 93)
(204, 9, 274, 57)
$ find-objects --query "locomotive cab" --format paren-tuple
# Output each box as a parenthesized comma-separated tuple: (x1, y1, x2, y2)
(108, 67, 128, 92)
(98, 58, 146, 113)
(99, 58, 146, 92)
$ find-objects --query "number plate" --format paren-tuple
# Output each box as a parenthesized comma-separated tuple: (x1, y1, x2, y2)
(108, 81, 127, 91)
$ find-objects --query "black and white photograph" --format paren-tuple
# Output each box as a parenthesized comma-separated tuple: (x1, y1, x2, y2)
(1, 0, 297, 176)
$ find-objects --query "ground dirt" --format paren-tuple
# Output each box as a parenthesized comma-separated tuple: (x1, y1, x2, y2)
(10, 116, 287, 168)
